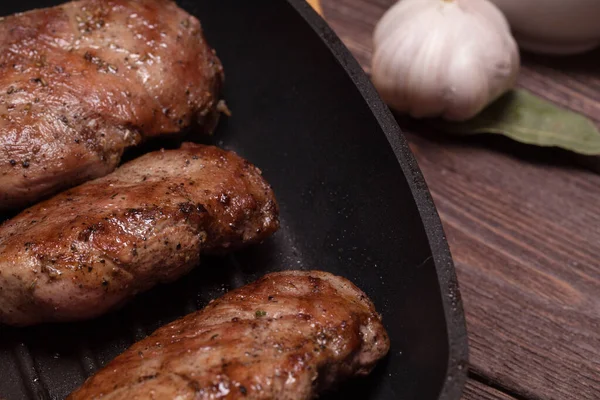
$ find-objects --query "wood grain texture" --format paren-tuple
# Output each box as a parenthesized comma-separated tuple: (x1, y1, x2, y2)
(463, 378, 518, 400)
(321, 1, 600, 399)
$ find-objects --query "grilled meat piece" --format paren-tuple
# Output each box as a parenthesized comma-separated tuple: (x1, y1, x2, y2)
(0, 144, 278, 326)
(68, 270, 390, 400)
(0, 0, 223, 210)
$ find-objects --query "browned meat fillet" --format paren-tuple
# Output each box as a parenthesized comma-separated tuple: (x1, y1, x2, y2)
(0, 144, 278, 326)
(0, 0, 223, 210)
(68, 270, 390, 400)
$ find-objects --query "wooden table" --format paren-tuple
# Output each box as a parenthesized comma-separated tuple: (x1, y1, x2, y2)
(319, 1, 600, 399)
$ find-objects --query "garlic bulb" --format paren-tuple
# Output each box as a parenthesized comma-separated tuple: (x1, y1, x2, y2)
(372, 0, 520, 121)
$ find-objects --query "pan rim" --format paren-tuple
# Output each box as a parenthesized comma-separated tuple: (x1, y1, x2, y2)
(285, 1, 470, 399)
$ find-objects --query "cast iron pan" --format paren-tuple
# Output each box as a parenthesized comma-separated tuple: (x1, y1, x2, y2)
(0, 0, 469, 399)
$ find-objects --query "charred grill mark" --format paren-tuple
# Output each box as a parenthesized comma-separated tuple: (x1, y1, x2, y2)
(137, 373, 158, 383)
(78, 223, 104, 242)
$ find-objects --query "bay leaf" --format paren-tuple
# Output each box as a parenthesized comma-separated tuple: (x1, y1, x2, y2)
(436, 89, 600, 156)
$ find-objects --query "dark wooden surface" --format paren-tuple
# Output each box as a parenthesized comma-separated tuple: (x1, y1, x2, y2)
(320, 1, 600, 399)
(463, 379, 517, 400)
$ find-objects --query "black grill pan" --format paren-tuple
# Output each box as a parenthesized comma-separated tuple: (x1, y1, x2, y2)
(0, 1, 468, 399)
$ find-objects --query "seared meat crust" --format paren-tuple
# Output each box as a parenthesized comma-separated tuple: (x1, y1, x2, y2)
(0, 144, 278, 326)
(0, 0, 223, 210)
(68, 271, 390, 400)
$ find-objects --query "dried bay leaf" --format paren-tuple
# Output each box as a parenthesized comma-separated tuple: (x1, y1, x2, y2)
(436, 89, 600, 156)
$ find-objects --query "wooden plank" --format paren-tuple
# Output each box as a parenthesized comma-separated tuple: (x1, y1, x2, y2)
(405, 130, 600, 400)
(322, 0, 385, 73)
(463, 378, 517, 400)
(321, 1, 600, 399)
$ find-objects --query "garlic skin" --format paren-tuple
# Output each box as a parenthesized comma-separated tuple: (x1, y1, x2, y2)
(372, 0, 520, 121)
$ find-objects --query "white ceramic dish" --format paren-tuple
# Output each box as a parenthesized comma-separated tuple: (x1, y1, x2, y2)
(490, 0, 600, 55)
